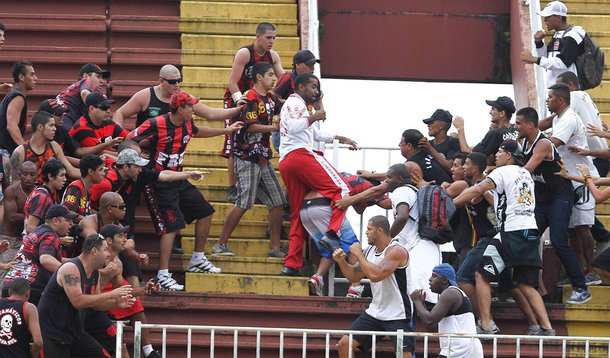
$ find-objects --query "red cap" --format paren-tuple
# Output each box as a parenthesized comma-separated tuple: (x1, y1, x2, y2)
(170, 92, 199, 109)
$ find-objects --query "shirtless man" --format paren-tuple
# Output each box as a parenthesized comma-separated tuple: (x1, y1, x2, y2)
(0, 162, 37, 277)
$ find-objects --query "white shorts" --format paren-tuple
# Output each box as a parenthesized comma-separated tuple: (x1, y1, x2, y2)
(406, 239, 442, 304)
(569, 185, 595, 228)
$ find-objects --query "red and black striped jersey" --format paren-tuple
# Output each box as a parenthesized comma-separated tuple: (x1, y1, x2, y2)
(273, 71, 297, 100)
(233, 90, 280, 163)
(223, 44, 275, 103)
(55, 78, 98, 128)
(62, 179, 90, 217)
(24, 185, 58, 222)
(2, 224, 62, 291)
(131, 113, 198, 171)
(22, 141, 57, 185)
(70, 116, 128, 148)
(341, 172, 388, 210)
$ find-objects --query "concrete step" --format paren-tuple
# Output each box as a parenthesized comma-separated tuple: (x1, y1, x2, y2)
(181, 1, 297, 21)
(180, 17, 297, 37)
(185, 272, 309, 295)
(150, 251, 284, 275)
(555, 0, 610, 15)
(184, 149, 279, 168)
(586, 79, 610, 100)
(211, 255, 285, 275)
(596, 98, 610, 113)
(181, 82, 226, 100)
(186, 167, 283, 187)
(181, 49, 296, 68)
(561, 285, 610, 338)
(181, 34, 299, 53)
(189, 134, 225, 151)
(570, 15, 610, 34)
(192, 237, 273, 257)
(183, 0, 296, 3)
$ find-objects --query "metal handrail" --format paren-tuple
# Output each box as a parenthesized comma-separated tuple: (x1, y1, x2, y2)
(119, 321, 610, 358)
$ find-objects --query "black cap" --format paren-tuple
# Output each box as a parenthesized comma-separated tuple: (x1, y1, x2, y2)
(499, 140, 525, 164)
(79, 63, 111, 79)
(38, 99, 68, 117)
(423, 109, 453, 124)
(293, 50, 319, 66)
(485, 96, 516, 114)
(100, 224, 130, 238)
(85, 91, 114, 108)
(45, 204, 79, 220)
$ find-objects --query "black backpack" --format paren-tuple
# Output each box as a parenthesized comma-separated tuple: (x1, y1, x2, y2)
(408, 184, 456, 244)
(571, 27, 605, 90)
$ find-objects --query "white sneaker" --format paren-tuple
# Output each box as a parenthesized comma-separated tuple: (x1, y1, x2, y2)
(188, 255, 221, 273)
(157, 273, 184, 291)
(346, 285, 365, 298)
(308, 274, 324, 296)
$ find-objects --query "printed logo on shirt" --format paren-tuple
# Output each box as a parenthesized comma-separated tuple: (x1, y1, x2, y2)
(64, 195, 76, 204)
(553, 40, 560, 51)
(483, 264, 495, 275)
(0, 308, 22, 345)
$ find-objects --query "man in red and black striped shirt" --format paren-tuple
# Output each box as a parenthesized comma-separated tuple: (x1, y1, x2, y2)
(129, 92, 243, 291)
(23, 160, 67, 235)
(70, 92, 128, 157)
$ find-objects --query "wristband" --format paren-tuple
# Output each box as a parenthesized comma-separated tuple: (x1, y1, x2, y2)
(583, 175, 592, 182)
(231, 91, 243, 103)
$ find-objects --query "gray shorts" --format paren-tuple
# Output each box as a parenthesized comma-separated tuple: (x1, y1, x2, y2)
(569, 185, 595, 228)
(234, 157, 287, 210)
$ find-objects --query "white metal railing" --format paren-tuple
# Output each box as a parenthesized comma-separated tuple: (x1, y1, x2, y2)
(118, 322, 610, 358)
(325, 141, 400, 295)
(528, 0, 548, 116)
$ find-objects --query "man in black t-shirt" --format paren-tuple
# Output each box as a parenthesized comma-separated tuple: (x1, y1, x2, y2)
(454, 96, 518, 166)
(420, 108, 460, 174)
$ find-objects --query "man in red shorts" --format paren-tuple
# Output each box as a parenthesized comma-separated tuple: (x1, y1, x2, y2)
(278, 73, 357, 276)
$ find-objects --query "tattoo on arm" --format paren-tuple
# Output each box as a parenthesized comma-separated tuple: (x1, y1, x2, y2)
(63, 274, 79, 287)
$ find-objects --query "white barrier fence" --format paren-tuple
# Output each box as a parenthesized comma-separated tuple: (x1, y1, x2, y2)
(116, 322, 610, 358)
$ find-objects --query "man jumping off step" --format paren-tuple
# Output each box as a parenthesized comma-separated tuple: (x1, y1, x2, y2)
(278, 73, 357, 276)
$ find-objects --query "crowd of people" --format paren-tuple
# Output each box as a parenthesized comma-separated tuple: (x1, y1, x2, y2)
(0, 0, 608, 356)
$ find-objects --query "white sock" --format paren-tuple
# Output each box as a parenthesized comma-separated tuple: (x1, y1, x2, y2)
(192, 251, 205, 261)
(142, 345, 153, 356)
(157, 269, 169, 279)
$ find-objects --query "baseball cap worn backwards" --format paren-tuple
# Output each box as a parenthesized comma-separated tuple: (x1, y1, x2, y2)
(432, 263, 458, 287)
(170, 92, 199, 109)
(116, 149, 149, 166)
(39, 99, 68, 117)
(100, 224, 130, 238)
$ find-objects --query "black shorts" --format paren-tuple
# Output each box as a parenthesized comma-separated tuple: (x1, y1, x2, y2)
(42, 332, 110, 358)
(477, 230, 541, 286)
(151, 180, 215, 234)
(119, 251, 142, 280)
(348, 312, 415, 353)
(592, 246, 610, 272)
(83, 309, 116, 356)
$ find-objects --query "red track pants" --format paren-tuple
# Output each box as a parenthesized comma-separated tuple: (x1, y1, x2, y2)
(279, 148, 350, 269)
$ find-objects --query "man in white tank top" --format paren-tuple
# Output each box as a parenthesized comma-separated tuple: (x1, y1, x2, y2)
(334, 216, 414, 357)
(411, 263, 483, 358)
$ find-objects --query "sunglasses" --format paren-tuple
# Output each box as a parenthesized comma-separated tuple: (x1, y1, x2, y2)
(108, 204, 127, 210)
(162, 77, 183, 85)
(95, 105, 111, 111)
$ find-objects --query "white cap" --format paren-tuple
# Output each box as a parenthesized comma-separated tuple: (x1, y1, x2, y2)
(538, 1, 568, 17)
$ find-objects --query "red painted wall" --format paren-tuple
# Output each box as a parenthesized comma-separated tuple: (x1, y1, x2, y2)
(318, 0, 511, 83)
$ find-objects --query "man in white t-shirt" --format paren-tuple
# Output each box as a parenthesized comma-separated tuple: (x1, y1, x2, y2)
(277, 73, 357, 276)
(386, 163, 442, 305)
(454, 140, 555, 336)
(556, 71, 609, 176)
(547, 83, 599, 288)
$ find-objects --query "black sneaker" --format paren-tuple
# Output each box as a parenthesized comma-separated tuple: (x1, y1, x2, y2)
(318, 235, 341, 251)
(146, 350, 161, 358)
